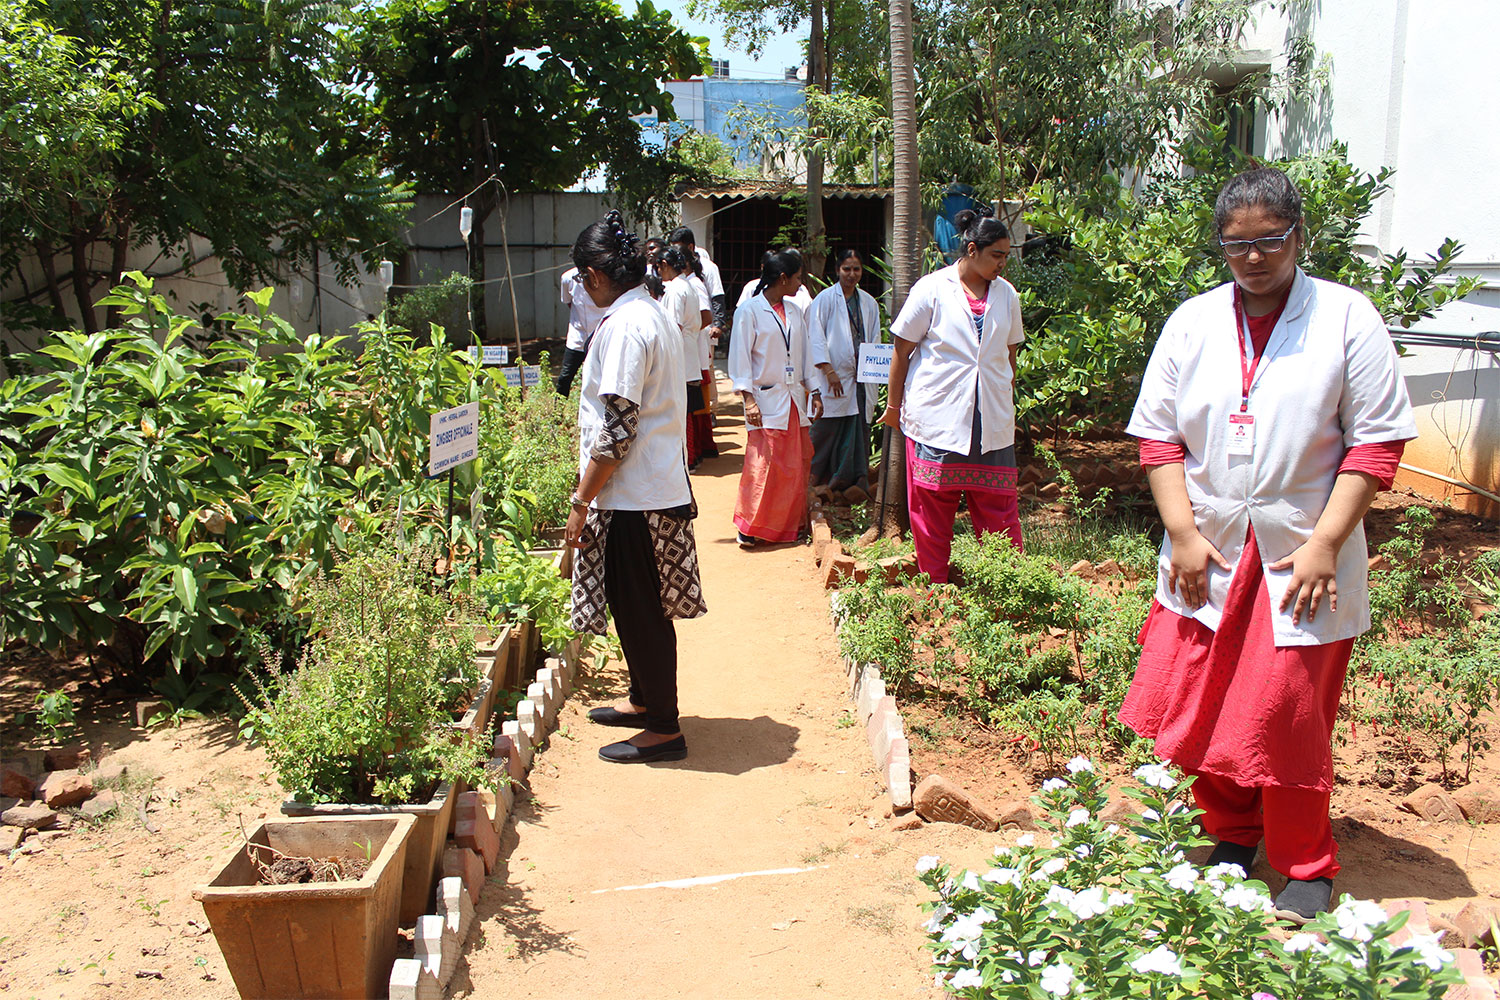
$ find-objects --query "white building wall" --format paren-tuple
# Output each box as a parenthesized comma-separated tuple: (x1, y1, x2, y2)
(1247, 0, 1500, 515)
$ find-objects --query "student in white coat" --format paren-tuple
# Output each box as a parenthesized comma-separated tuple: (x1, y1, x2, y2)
(1121, 167, 1416, 921)
(656, 245, 714, 468)
(806, 249, 881, 502)
(728, 249, 826, 547)
(554, 265, 606, 395)
(565, 211, 707, 764)
(879, 208, 1025, 583)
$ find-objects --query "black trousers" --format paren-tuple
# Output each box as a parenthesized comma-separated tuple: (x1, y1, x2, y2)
(603, 510, 680, 734)
(554, 347, 588, 396)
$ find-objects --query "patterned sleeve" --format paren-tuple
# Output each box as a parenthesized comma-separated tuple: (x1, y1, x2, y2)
(590, 393, 641, 462)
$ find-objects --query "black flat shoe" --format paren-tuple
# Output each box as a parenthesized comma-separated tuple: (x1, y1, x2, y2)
(1273, 876, 1334, 924)
(588, 706, 648, 728)
(599, 736, 687, 764)
(1204, 839, 1259, 875)
(737, 532, 757, 549)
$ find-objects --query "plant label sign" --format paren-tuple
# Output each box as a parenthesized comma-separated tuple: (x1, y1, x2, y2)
(499, 365, 543, 388)
(856, 342, 894, 384)
(428, 402, 478, 476)
(466, 345, 510, 365)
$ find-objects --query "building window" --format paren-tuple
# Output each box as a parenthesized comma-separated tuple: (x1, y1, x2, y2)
(710, 59, 730, 79)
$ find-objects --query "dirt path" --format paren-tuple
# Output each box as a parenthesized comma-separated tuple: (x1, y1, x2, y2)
(455, 371, 953, 999)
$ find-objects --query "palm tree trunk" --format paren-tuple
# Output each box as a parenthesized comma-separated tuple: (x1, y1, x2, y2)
(875, 0, 918, 539)
(804, 0, 827, 284)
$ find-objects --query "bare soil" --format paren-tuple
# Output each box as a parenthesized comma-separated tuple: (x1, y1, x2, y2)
(0, 385, 1495, 998)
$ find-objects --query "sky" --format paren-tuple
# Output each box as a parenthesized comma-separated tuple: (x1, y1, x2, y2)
(626, 0, 810, 81)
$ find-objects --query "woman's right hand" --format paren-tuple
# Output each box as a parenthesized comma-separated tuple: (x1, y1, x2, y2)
(877, 404, 901, 430)
(743, 396, 762, 429)
(1166, 529, 1231, 609)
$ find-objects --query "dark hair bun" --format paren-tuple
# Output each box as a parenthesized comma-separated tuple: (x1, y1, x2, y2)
(570, 210, 647, 292)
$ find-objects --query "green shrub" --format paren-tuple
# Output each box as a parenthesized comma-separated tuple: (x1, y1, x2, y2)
(242, 544, 485, 805)
(471, 541, 577, 653)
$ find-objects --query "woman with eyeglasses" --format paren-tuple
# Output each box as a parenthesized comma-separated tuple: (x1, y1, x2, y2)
(1121, 166, 1416, 921)
(879, 206, 1024, 583)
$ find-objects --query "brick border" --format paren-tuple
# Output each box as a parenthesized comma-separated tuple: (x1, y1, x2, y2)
(831, 592, 913, 812)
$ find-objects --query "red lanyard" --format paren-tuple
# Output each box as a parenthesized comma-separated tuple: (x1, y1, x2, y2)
(1231, 285, 1261, 413)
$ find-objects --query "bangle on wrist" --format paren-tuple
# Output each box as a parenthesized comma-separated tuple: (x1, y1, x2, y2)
(569, 492, 589, 509)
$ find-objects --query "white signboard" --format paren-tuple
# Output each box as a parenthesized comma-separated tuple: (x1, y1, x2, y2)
(466, 345, 510, 365)
(856, 342, 895, 385)
(499, 365, 544, 388)
(428, 402, 478, 477)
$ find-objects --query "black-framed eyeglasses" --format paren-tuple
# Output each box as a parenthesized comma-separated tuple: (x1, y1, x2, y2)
(1219, 224, 1297, 258)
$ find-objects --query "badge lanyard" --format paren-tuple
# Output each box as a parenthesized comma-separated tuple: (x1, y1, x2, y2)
(1232, 284, 1271, 413)
(769, 304, 795, 385)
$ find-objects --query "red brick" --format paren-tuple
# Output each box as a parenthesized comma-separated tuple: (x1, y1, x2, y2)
(454, 792, 499, 873)
(442, 845, 485, 906)
(913, 774, 999, 832)
(1402, 783, 1465, 823)
(37, 770, 92, 808)
(812, 520, 833, 564)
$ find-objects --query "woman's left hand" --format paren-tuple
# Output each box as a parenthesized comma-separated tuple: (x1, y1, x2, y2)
(808, 393, 824, 420)
(1269, 537, 1339, 625)
(566, 504, 589, 550)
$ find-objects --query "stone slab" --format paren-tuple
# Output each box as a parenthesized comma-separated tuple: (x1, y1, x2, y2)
(1402, 783, 1465, 823)
(1, 800, 58, 830)
(1454, 783, 1500, 824)
(37, 770, 93, 808)
(913, 774, 999, 832)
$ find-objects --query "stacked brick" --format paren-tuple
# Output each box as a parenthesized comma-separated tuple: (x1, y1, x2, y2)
(389, 639, 583, 1000)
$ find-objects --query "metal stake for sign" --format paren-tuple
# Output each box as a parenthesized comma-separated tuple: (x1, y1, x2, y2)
(446, 468, 456, 580)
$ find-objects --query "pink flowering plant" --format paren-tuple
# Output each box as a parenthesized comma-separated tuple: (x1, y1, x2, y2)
(917, 759, 1462, 998)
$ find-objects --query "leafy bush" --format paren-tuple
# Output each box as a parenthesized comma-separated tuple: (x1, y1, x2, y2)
(919, 760, 1460, 998)
(0, 275, 488, 687)
(1015, 140, 1481, 437)
(386, 271, 473, 345)
(241, 544, 485, 805)
(479, 367, 580, 540)
(471, 541, 577, 653)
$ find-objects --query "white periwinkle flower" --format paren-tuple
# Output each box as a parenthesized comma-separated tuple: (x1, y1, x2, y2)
(993, 846, 1012, 857)
(1067, 757, 1094, 774)
(949, 967, 984, 989)
(1016, 834, 1037, 848)
(1165, 863, 1199, 891)
(1044, 885, 1076, 908)
(1142, 808, 1161, 822)
(1067, 886, 1109, 920)
(1065, 807, 1091, 828)
(1404, 931, 1454, 971)
(1134, 762, 1177, 788)
(1283, 933, 1319, 954)
(916, 855, 943, 874)
(983, 867, 1022, 887)
(923, 903, 953, 934)
(1039, 857, 1068, 876)
(1075, 844, 1093, 858)
(1027, 949, 1048, 967)
(1206, 862, 1247, 884)
(1334, 898, 1390, 943)
(1106, 823, 1121, 835)
(1131, 945, 1184, 977)
(1107, 889, 1135, 909)
(1039, 961, 1076, 996)
(1042, 777, 1068, 793)
(960, 871, 982, 892)
(1220, 884, 1274, 914)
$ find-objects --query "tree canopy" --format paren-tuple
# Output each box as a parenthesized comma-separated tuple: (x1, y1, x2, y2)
(0, 0, 410, 335)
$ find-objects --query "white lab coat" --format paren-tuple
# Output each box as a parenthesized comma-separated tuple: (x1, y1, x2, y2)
(891, 263, 1025, 454)
(1127, 269, 1417, 646)
(577, 286, 690, 511)
(729, 293, 818, 431)
(687, 274, 713, 371)
(737, 278, 812, 313)
(661, 274, 703, 380)
(806, 284, 880, 419)
(560, 267, 607, 351)
(695, 247, 724, 299)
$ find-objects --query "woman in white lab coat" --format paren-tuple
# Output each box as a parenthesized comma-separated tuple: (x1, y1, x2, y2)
(728, 249, 826, 547)
(1122, 166, 1416, 921)
(879, 207, 1025, 584)
(656, 246, 713, 468)
(806, 249, 881, 502)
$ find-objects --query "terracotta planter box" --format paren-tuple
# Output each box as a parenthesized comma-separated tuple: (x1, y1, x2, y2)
(194, 814, 414, 1000)
(282, 783, 453, 927)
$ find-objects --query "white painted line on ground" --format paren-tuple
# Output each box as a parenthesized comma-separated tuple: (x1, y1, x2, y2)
(592, 865, 830, 894)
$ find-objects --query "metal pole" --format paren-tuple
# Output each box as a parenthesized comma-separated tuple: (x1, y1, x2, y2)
(446, 468, 456, 580)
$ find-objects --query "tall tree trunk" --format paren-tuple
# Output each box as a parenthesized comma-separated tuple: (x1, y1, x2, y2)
(875, 0, 919, 539)
(69, 234, 99, 336)
(804, 0, 827, 285)
(33, 241, 68, 327)
(104, 224, 131, 329)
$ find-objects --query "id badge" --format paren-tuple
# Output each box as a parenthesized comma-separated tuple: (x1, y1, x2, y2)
(1227, 413, 1255, 456)
(784, 364, 796, 385)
